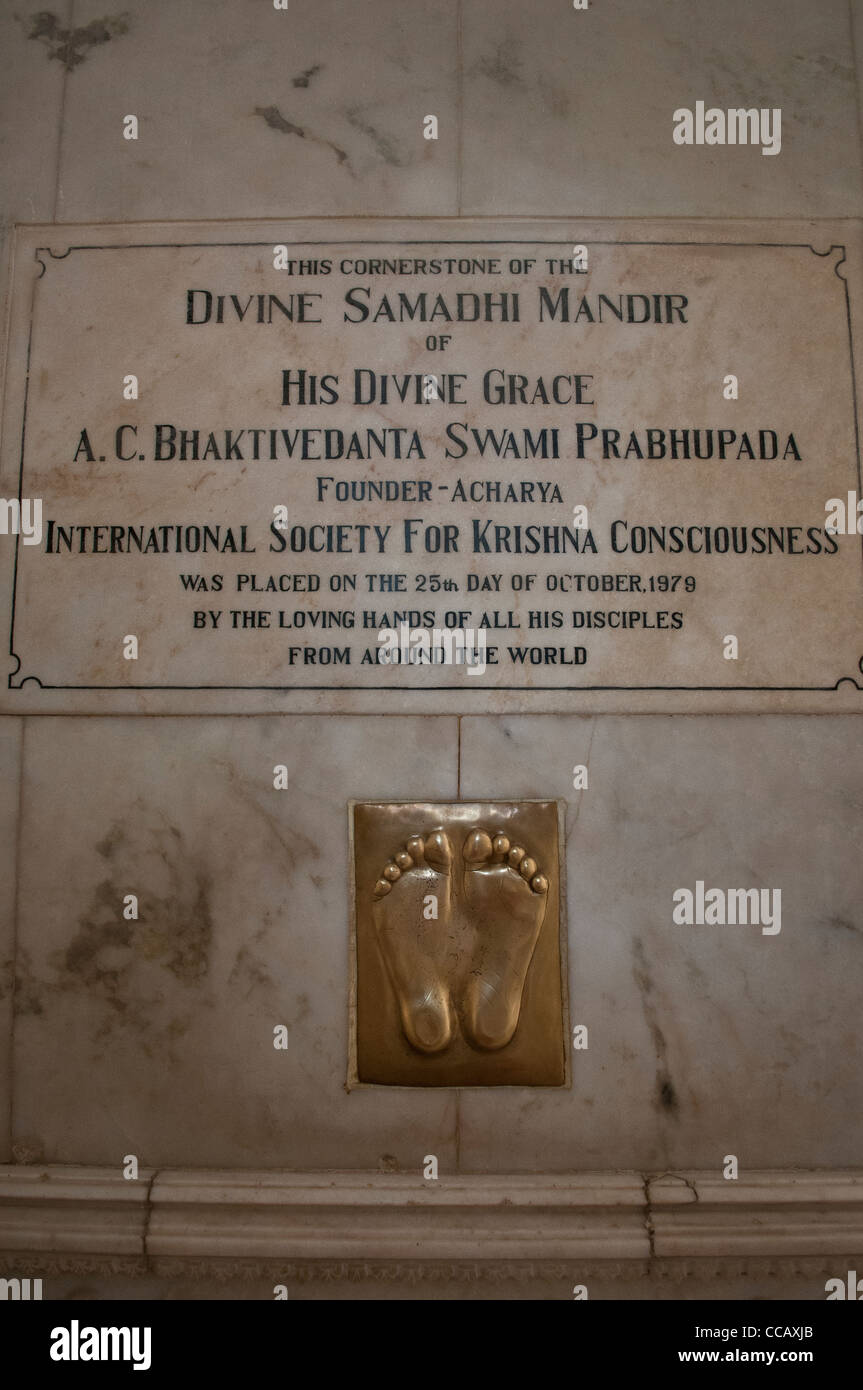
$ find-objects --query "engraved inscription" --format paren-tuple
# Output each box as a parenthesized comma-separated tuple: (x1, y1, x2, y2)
(3, 221, 862, 711)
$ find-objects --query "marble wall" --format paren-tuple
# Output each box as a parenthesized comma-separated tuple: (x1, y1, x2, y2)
(4, 713, 862, 1175)
(1, 0, 862, 1293)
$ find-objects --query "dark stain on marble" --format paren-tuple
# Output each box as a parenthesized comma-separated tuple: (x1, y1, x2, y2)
(793, 52, 853, 83)
(66, 872, 213, 992)
(254, 104, 351, 170)
(21, 10, 130, 70)
(293, 63, 323, 88)
(11, 947, 43, 1017)
(255, 104, 305, 139)
(345, 109, 404, 167)
(28, 817, 214, 1055)
(11, 1135, 44, 1164)
(545, 85, 572, 120)
(65, 884, 131, 987)
(228, 940, 275, 999)
(824, 914, 861, 937)
(210, 758, 325, 872)
(473, 39, 522, 88)
(632, 938, 680, 1120)
(658, 1077, 680, 1115)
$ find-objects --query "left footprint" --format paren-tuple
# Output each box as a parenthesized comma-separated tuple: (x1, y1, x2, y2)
(372, 830, 455, 1054)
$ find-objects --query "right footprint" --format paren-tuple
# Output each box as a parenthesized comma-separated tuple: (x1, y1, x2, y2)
(461, 828, 548, 1050)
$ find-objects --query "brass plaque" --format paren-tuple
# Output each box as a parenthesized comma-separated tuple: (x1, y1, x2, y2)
(349, 800, 567, 1086)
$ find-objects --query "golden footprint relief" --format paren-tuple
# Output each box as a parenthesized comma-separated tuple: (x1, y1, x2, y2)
(371, 822, 550, 1056)
(352, 801, 566, 1087)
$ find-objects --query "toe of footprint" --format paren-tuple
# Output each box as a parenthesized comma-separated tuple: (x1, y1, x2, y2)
(423, 829, 453, 873)
(373, 830, 452, 898)
(463, 826, 548, 894)
(463, 828, 494, 865)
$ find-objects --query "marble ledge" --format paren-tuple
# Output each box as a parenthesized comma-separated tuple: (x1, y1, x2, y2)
(1, 1167, 861, 1269)
(648, 1171, 863, 1258)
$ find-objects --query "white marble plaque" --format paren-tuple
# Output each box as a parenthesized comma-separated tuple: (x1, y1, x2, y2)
(2, 218, 862, 713)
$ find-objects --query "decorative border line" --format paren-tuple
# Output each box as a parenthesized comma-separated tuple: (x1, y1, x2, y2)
(2, 1253, 857, 1287)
